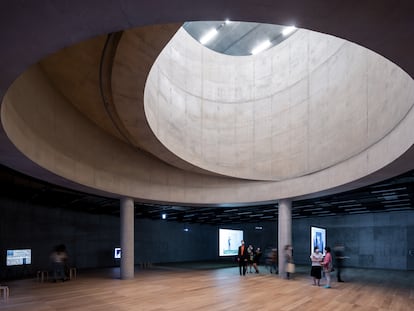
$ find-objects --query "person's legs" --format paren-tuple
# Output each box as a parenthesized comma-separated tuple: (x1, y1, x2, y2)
(53, 263, 58, 282)
(337, 265, 344, 282)
(317, 267, 321, 286)
(57, 263, 65, 281)
(311, 267, 316, 285)
(324, 271, 331, 288)
(336, 259, 344, 281)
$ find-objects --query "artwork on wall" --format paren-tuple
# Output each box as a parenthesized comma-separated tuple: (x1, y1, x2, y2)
(6, 249, 32, 266)
(114, 247, 121, 259)
(219, 228, 243, 256)
(311, 226, 326, 255)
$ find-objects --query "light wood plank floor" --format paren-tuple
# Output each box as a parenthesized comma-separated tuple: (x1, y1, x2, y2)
(1, 264, 413, 310)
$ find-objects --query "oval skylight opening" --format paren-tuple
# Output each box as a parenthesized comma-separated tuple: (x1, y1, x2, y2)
(183, 21, 297, 56)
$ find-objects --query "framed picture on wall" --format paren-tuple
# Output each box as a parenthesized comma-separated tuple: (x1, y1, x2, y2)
(311, 226, 326, 255)
(219, 228, 243, 256)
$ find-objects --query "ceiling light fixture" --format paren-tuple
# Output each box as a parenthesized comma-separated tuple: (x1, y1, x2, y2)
(237, 211, 252, 215)
(384, 203, 411, 208)
(282, 25, 297, 36)
(251, 40, 271, 55)
(200, 28, 218, 44)
(371, 187, 406, 193)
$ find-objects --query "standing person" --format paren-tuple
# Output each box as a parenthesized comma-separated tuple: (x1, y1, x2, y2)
(310, 246, 323, 286)
(237, 240, 248, 276)
(50, 244, 68, 282)
(253, 247, 262, 273)
(247, 245, 254, 273)
(334, 243, 345, 282)
(285, 244, 294, 279)
(322, 246, 333, 288)
(269, 248, 278, 274)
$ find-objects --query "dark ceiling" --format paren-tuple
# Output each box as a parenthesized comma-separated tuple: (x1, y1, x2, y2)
(1, 164, 413, 225)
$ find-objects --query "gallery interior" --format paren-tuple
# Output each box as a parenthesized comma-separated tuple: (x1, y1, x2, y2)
(0, 1, 413, 309)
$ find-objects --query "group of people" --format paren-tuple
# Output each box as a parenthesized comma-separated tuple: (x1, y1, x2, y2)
(310, 244, 345, 288)
(262, 244, 294, 279)
(237, 240, 294, 278)
(237, 239, 346, 288)
(310, 246, 332, 288)
(237, 240, 262, 275)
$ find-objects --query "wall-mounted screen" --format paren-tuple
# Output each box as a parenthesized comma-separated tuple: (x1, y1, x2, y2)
(6, 249, 32, 266)
(219, 228, 243, 256)
(114, 247, 121, 259)
(311, 226, 326, 255)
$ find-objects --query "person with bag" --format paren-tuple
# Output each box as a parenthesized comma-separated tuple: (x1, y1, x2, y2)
(322, 246, 333, 288)
(284, 244, 294, 279)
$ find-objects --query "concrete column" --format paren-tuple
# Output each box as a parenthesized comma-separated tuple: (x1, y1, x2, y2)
(120, 197, 134, 279)
(278, 199, 292, 278)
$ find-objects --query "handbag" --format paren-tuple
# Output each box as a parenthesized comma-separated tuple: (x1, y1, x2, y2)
(287, 262, 295, 273)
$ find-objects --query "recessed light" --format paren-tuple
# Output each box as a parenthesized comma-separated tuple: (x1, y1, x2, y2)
(282, 25, 296, 36)
(251, 40, 271, 55)
(200, 28, 218, 44)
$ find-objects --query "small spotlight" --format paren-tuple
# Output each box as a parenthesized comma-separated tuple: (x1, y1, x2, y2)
(184, 228, 189, 232)
(251, 40, 271, 55)
(225, 19, 231, 24)
(200, 28, 218, 44)
(162, 213, 167, 219)
(282, 25, 297, 36)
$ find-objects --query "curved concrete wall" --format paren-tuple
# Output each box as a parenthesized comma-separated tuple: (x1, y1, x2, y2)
(2, 24, 414, 205)
(1, 1, 414, 207)
(145, 28, 414, 181)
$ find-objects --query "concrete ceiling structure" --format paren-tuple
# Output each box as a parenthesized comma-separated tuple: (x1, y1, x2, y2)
(1, 1, 414, 222)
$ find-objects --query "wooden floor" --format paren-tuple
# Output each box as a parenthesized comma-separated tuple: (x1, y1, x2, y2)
(1, 263, 413, 310)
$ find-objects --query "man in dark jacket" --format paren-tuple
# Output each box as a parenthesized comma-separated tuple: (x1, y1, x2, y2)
(238, 240, 248, 275)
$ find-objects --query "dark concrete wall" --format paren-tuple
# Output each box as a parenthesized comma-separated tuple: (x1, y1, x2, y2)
(292, 212, 414, 270)
(0, 198, 120, 279)
(1, 196, 413, 281)
(134, 219, 218, 263)
(0, 197, 279, 279)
